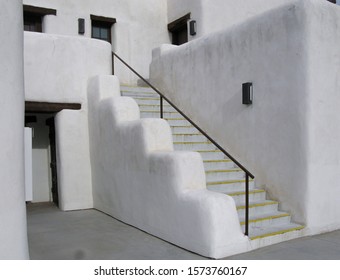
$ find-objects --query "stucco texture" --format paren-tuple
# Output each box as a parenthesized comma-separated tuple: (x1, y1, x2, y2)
(88, 75, 250, 258)
(0, 0, 29, 259)
(24, 33, 112, 211)
(151, 0, 340, 235)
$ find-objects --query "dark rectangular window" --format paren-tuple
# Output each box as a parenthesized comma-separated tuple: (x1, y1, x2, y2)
(24, 13, 42, 32)
(23, 5, 57, 33)
(168, 13, 190, 46)
(91, 15, 116, 44)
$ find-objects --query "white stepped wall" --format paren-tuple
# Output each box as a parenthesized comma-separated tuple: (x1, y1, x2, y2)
(88, 75, 250, 258)
(151, 0, 340, 235)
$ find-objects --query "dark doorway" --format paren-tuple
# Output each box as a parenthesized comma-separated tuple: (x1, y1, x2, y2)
(46, 117, 59, 206)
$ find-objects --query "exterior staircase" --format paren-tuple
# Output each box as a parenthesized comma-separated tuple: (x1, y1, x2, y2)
(121, 85, 305, 249)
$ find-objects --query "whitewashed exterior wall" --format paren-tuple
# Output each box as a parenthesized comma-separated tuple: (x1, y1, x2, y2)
(24, 32, 112, 211)
(0, 0, 29, 259)
(87, 75, 250, 259)
(168, 0, 304, 41)
(23, 0, 170, 85)
(151, 0, 340, 235)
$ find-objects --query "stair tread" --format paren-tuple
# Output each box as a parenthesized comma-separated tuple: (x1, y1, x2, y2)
(236, 199, 278, 208)
(205, 168, 242, 173)
(239, 211, 290, 224)
(125, 87, 305, 246)
(225, 188, 265, 197)
(207, 178, 254, 185)
(203, 159, 232, 162)
(249, 223, 304, 240)
(174, 141, 211, 144)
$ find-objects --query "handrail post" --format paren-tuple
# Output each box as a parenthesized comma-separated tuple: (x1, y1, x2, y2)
(112, 52, 255, 238)
(245, 173, 249, 236)
(160, 96, 163, 119)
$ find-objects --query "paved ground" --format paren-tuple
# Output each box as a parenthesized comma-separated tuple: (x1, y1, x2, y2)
(27, 203, 340, 260)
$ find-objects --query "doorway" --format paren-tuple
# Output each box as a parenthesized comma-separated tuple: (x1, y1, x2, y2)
(25, 114, 58, 206)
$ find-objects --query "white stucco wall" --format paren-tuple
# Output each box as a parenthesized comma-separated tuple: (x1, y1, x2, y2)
(25, 33, 112, 211)
(88, 75, 250, 258)
(305, 0, 340, 232)
(151, 0, 340, 235)
(168, 0, 300, 40)
(0, 0, 29, 259)
(23, 0, 170, 85)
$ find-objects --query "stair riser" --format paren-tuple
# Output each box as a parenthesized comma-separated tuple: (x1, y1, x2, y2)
(204, 161, 236, 170)
(240, 216, 291, 232)
(130, 98, 162, 106)
(123, 93, 158, 99)
(139, 105, 176, 112)
(206, 171, 245, 181)
(141, 111, 183, 119)
(207, 181, 255, 193)
(250, 228, 305, 248)
(121, 87, 157, 94)
(165, 119, 191, 126)
(229, 191, 266, 205)
(200, 151, 230, 160)
(174, 142, 215, 151)
(237, 203, 278, 217)
(173, 134, 208, 142)
(170, 126, 199, 134)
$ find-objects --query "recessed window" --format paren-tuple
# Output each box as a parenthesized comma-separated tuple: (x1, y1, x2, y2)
(24, 13, 42, 32)
(23, 5, 57, 33)
(168, 13, 190, 46)
(91, 15, 116, 44)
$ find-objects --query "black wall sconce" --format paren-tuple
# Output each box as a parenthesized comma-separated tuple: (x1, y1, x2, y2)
(78, 18, 85, 34)
(242, 82, 253, 105)
(189, 20, 196, 36)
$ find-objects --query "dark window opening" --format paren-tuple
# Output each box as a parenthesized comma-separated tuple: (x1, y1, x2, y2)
(168, 13, 190, 46)
(23, 5, 57, 33)
(91, 15, 116, 44)
(24, 13, 42, 32)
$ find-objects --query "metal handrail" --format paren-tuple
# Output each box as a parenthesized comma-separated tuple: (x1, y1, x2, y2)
(113, 52, 254, 236)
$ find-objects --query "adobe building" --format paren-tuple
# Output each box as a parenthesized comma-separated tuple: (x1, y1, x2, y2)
(1, 0, 339, 259)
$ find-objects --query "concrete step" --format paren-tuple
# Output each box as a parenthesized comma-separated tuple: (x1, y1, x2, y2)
(203, 159, 236, 169)
(141, 111, 183, 119)
(174, 141, 215, 151)
(128, 97, 161, 106)
(207, 179, 255, 193)
(173, 133, 208, 142)
(141, 111, 182, 119)
(171, 125, 200, 134)
(237, 200, 279, 217)
(200, 151, 229, 161)
(249, 224, 305, 249)
(165, 118, 190, 126)
(239, 211, 291, 232)
(138, 104, 176, 112)
(205, 168, 244, 181)
(122, 86, 306, 250)
(226, 189, 266, 205)
(249, 223, 305, 241)
(121, 86, 158, 96)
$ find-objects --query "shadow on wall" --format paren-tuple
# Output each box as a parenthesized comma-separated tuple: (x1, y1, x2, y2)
(87, 75, 250, 259)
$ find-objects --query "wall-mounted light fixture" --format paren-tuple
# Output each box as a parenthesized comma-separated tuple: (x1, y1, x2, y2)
(242, 82, 253, 105)
(189, 20, 196, 36)
(78, 18, 85, 34)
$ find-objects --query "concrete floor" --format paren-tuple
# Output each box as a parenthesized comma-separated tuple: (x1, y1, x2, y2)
(27, 203, 340, 260)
